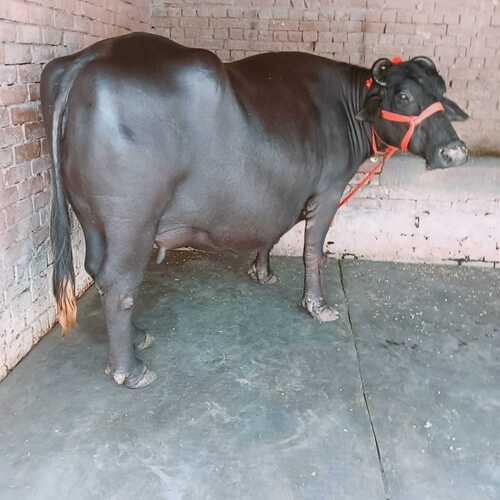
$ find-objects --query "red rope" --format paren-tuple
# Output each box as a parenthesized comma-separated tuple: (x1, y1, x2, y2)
(338, 102, 444, 208)
(337, 145, 396, 208)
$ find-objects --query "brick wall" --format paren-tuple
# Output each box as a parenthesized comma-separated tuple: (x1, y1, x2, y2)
(275, 156, 500, 267)
(1, 0, 499, 382)
(150, 0, 500, 155)
(0, 0, 151, 381)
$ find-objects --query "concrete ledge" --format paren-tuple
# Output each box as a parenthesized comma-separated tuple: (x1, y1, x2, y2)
(273, 156, 500, 267)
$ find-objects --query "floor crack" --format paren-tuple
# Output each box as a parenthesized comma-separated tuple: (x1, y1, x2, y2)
(338, 260, 390, 500)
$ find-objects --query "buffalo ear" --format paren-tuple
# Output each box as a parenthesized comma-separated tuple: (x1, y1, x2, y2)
(371, 58, 392, 87)
(356, 94, 382, 122)
(442, 96, 469, 122)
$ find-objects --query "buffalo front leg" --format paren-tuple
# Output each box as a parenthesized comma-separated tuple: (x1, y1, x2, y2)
(248, 245, 278, 284)
(301, 196, 339, 322)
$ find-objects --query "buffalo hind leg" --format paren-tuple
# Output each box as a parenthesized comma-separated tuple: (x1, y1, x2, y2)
(133, 322, 155, 351)
(301, 195, 339, 322)
(83, 223, 155, 352)
(248, 245, 278, 284)
(97, 229, 157, 389)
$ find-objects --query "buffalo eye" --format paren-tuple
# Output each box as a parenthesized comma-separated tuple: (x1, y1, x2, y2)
(397, 91, 412, 103)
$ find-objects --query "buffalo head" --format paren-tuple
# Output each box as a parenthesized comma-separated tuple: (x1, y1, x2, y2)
(357, 56, 469, 169)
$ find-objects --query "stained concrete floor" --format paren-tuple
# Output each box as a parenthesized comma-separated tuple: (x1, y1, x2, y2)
(1, 252, 499, 500)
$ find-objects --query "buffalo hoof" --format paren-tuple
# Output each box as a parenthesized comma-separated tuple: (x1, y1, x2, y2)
(134, 332, 155, 351)
(248, 263, 279, 284)
(105, 362, 157, 389)
(302, 297, 339, 322)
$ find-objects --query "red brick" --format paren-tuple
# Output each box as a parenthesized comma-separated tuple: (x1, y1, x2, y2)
(54, 10, 74, 30)
(33, 190, 50, 210)
(288, 31, 303, 42)
(180, 17, 210, 29)
(28, 84, 40, 102)
(228, 7, 243, 18)
(299, 20, 329, 32)
(230, 28, 244, 40)
(0, 147, 13, 168)
(443, 12, 460, 25)
(0, 0, 30, 23)
(0, 64, 17, 85)
(315, 42, 343, 53)
(249, 40, 282, 52)
(4, 43, 32, 64)
(331, 21, 362, 32)
(14, 141, 41, 163)
(31, 157, 50, 176)
(303, 10, 319, 21)
(365, 22, 385, 33)
(214, 28, 229, 39)
(0, 186, 18, 209)
(0, 107, 9, 128)
(303, 31, 318, 42)
(30, 45, 56, 64)
(225, 39, 247, 50)
(3, 237, 33, 266)
(40, 138, 49, 157)
(20, 173, 43, 199)
(396, 10, 413, 24)
(333, 32, 348, 42)
(416, 23, 446, 37)
(273, 31, 288, 42)
(0, 20, 17, 42)
(198, 6, 227, 18)
(5, 197, 32, 225)
(412, 12, 428, 24)
(365, 9, 381, 22)
(270, 19, 299, 31)
(257, 7, 273, 20)
(380, 9, 397, 23)
(16, 24, 42, 44)
(17, 64, 42, 84)
(272, 7, 289, 20)
(181, 7, 197, 17)
(493, 10, 500, 26)
(42, 27, 63, 45)
(28, 5, 53, 26)
(63, 30, 84, 47)
(257, 30, 272, 42)
(10, 103, 41, 125)
(166, 7, 181, 17)
(0, 125, 23, 148)
(385, 23, 416, 35)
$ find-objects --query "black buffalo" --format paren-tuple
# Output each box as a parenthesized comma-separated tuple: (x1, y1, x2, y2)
(41, 33, 468, 388)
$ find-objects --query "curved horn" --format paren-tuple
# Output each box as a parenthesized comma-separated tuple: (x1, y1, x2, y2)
(371, 58, 392, 87)
(411, 56, 437, 72)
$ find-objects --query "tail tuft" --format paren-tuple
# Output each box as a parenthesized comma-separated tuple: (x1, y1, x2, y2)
(55, 276, 77, 336)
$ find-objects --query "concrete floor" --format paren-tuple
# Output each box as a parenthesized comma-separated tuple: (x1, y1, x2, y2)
(1, 252, 499, 500)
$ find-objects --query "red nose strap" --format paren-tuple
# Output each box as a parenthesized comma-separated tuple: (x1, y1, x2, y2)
(379, 101, 445, 152)
(337, 101, 445, 209)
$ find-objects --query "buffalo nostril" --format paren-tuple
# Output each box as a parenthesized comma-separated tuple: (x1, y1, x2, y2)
(439, 147, 451, 163)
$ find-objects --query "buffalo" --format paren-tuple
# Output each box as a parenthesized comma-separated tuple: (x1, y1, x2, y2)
(41, 33, 468, 388)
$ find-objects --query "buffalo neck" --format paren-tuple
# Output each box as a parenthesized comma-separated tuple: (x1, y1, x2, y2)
(343, 65, 373, 166)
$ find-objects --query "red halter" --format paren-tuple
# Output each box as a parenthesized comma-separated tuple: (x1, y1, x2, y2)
(379, 101, 445, 152)
(338, 63, 445, 208)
